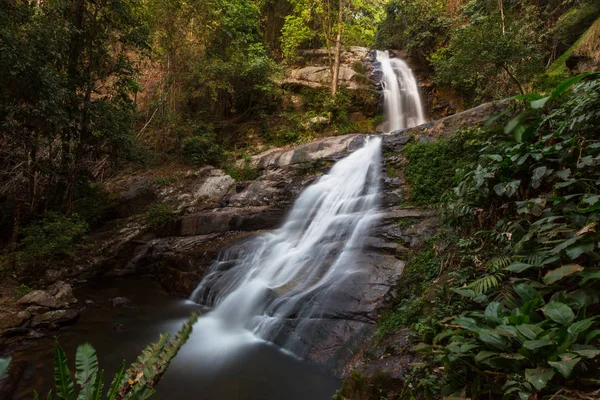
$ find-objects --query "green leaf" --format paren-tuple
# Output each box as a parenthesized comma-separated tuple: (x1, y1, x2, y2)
(523, 340, 553, 350)
(586, 330, 600, 344)
(530, 96, 550, 109)
(105, 360, 126, 400)
(565, 243, 595, 259)
(525, 367, 555, 390)
(75, 344, 99, 400)
(544, 302, 575, 325)
(516, 324, 543, 340)
(543, 264, 584, 284)
(506, 262, 533, 273)
(548, 357, 581, 378)
(479, 332, 509, 351)
(579, 269, 600, 284)
(574, 349, 600, 358)
(531, 166, 547, 189)
(549, 73, 593, 101)
(54, 342, 76, 400)
(91, 369, 104, 400)
(485, 302, 501, 318)
(567, 317, 596, 335)
(0, 357, 10, 379)
(513, 283, 541, 303)
(474, 350, 496, 362)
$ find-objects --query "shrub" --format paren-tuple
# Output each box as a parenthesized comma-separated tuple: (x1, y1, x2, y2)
(145, 203, 175, 230)
(11, 213, 88, 270)
(181, 126, 224, 166)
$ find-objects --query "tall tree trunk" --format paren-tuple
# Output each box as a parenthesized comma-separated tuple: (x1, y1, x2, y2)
(499, 0, 505, 36)
(330, 0, 345, 96)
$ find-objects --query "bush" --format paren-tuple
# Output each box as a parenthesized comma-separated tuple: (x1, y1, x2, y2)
(145, 203, 175, 230)
(11, 213, 88, 270)
(181, 127, 224, 166)
(403, 128, 482, 205)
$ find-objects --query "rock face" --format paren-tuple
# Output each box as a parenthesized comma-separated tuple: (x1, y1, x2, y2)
(282, 47, 372, 90)
(56, 101, 505, 375)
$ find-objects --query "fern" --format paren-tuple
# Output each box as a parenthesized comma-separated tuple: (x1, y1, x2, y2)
(38, 313, 199, 400)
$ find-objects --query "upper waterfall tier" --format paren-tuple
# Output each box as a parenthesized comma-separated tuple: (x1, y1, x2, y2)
(376, 50, 426, 132)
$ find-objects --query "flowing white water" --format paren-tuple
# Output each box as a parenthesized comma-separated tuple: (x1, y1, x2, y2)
(190, 136, 382, 357)
(376, 50, 426, 132)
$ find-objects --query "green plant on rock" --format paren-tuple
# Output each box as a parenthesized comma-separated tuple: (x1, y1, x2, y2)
(145, 203, 176, 230)
(35, 313, 198, 400)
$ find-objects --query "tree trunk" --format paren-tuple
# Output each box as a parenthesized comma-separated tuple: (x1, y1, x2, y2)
(330, 0, 345, 96)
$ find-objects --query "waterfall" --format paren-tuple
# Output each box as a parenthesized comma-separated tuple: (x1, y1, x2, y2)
(376, 50, 426, 132)
(189, 137, 382, 358)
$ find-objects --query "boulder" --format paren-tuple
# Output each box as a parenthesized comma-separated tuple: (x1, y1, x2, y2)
(31, 309, 79, 327)
(47, 281, 77, 305)
(0, 311, 31, 330)
(16, 290, 58, 308)
(111, 297, 133, 308)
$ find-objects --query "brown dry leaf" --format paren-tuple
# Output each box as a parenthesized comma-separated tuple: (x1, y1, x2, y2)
(576, 222, 596, 236)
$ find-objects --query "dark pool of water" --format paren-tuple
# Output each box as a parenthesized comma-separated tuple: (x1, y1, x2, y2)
(12, 277, 340, 400)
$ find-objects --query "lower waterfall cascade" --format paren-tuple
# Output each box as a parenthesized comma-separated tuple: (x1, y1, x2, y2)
(376, 50, 426, 132)
(189, 136, 383, 358)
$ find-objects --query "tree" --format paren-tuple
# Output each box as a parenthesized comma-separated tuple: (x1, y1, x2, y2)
(0, 0, 149, 223)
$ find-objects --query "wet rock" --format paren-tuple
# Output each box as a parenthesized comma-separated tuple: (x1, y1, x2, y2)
(84, 300, 95, 305)
(24, 306, 47, 316)
(31, 309, 79, 327)
(27, 330, 46, 339)
(0, 327, 30, 337)
(111, 297, 133, 308)
(16, 290, 58, 309)
(0, 311, 31, 330)
(47, 281, 77, 305)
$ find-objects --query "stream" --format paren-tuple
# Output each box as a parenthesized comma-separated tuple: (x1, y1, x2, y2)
(12, 277, 339, 400)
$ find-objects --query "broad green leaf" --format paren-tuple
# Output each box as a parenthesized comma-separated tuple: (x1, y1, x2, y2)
(549, 73, 592, 101)
(565, 243, 595, 259)
(516, 324, 543, 340)
(54, 342, 76, 400)
(543, 264, 584, 284)
(91, 369, 104, 400)
(479, 332, 509, 351)
(567, 317, 596, 335)
(531, 166, 547, 189)
(485, 302, 501, 318)
(530, 96, 550, 109)
(544, 302, 575, 325)
(75, 344, 99, 400)
(0, 357, 10, 379)
(574, 349, 600, 358)
(525, 367, 555, 390)
(578, 269, 600, 284)
(474, 350, 496, 363)
(548, 357, 581, 378)
(523, 340, 553, 350)
(506, 262, 533, 273)
(550, 237, 580, 255)
(513, 283, 541, 303)
(586, 330, 600, 344)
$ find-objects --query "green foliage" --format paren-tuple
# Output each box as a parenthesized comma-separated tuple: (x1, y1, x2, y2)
(145, 203, 175, 230)
(407, 74, 600, 399)
(0, 0, 148, 217)
(10, 213, 88, 271)
(402, 128, 482, 205)
(15, 283, 33, 298)
(38, 313, 198, 400)
(551, 2, 600, 48)
(376, 0, 448, 63)
(181, 127, 224, 166)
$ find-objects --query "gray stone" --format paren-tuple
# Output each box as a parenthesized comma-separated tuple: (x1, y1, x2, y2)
(47, 281, 77, 305)
(0, 311, 31, 330)
(16, 290, 58, 308)
(31, 309, 79, 327)
(111, 297, 133, 308)
(25, 306, 48, 316)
